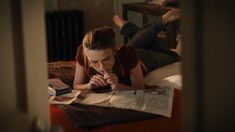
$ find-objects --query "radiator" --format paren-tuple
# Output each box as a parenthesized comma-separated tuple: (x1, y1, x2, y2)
(46, 10, 84, 62)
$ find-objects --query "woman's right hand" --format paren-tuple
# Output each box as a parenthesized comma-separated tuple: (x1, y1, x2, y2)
(87, 74, 108, 90)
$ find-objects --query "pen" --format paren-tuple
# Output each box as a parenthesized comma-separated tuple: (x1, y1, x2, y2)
(111, 90, 116, 96)
(107, 90, 116, 105)
(133, 90, 137, 95)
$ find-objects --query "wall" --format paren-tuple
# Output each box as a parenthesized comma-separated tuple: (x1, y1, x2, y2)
(0, 0, 18, 117)
(44, 0, 58, 11)
(181, 0, 235, 131)
(0, 0, 50, 131)
(58, 0, 114, 32)
(57, 0, 144, 45)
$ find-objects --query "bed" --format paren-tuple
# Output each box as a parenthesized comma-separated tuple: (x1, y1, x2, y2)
(48, 61, 182, 132)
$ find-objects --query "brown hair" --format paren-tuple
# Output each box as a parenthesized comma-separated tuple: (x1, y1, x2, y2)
(78, 26, 116, 77)
(82, 26, 115, 50)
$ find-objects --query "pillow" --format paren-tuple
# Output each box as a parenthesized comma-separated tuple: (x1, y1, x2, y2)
(144, 62, 182, 90)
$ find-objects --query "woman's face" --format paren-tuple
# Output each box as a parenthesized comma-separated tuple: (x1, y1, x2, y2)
(85, 48, 115, 75)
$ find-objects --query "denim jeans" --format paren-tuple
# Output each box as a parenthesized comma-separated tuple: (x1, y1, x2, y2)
(120, 17, 180, 72)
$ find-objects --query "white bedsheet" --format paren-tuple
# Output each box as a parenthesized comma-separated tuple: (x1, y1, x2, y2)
(144, 62, 182, 90)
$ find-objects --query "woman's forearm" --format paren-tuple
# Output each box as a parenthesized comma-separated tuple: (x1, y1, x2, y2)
(74, 83, 145, 91)
(73, 83, 89, 91)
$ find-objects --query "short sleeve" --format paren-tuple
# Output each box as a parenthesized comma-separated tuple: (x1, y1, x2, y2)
(126, 45, 139, 69)
(118, 45, 139, 70)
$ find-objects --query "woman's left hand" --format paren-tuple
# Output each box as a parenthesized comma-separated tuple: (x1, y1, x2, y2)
(103, 71, 118, 90)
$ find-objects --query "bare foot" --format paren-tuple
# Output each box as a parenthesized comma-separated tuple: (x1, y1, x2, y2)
(148, 0, 165, 6)
(112, 15, 127, 29)
(162, 9, 181, 25)
(171, 34, 182, 56)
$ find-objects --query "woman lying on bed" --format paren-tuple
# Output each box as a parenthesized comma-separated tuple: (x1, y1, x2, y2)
(73, 9, 181, 91)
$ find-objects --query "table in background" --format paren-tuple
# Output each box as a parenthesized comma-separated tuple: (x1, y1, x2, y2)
(122, 2, 179, 48)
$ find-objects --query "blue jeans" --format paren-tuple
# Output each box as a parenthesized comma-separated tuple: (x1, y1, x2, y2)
(120, 17, 180, 72)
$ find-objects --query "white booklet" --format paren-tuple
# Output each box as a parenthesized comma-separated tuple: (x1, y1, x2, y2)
(48, 90, 81, 105)
(76, 86, 174, 118)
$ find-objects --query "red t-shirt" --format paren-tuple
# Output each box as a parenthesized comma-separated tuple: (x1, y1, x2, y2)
(76, 45, 141, 85)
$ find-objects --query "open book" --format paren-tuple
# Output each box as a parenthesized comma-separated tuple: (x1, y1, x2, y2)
(48, 78, 81, 104)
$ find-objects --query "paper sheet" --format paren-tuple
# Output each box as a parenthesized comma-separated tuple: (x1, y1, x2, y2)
(76, 86, 174, 118)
